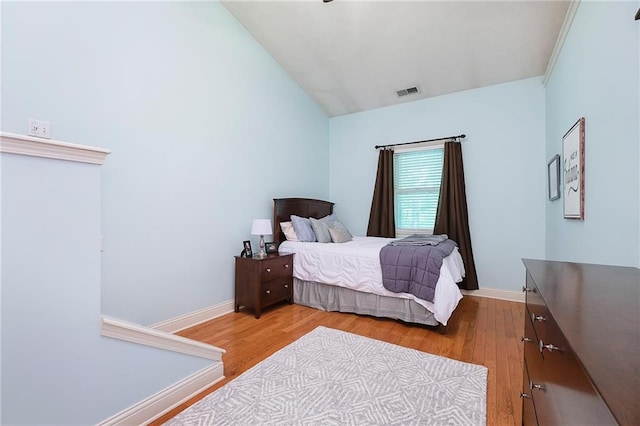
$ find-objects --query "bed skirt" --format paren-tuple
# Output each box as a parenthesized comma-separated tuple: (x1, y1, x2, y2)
(293, 278, 440, 327)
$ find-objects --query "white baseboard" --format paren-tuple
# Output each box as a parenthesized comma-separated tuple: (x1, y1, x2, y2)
(151, 289, 523, 336)
(151, 300, 236, 334)
(462, 287, 524, 303)
(97, 363, 224, 426)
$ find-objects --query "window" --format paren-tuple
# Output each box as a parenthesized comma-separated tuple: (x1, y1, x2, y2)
(393, 145, 444, 236)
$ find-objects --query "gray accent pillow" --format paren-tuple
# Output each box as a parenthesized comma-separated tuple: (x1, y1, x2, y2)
(328, 220, 353, 243)
(290, 215, 317, 242)
(309, 214, 336, 243)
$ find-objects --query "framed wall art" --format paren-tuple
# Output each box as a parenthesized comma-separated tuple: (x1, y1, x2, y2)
(547, 154, 561, 201)
(562, 117, 585, 219)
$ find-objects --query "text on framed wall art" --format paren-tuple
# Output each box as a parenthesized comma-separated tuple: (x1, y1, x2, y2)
(562, 117, 585, 219)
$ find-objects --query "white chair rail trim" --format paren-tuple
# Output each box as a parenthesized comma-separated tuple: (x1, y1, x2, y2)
(101, 316, 226, 361)
(0, 132, 111, 164)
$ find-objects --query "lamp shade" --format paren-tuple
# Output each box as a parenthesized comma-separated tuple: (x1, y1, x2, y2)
(251, 219, 272, 236)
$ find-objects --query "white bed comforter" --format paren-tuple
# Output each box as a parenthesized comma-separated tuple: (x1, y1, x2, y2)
(278, 236, 465, 325)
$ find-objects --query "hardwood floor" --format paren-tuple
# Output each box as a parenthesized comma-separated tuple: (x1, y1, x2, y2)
(153, 296, 525, 425)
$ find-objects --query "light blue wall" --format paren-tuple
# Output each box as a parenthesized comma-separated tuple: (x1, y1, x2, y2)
(329, 77, 546, 292)
(2, 1, 329, 423)
(1, 1, 329, 325)
(1, 153, 211, 425)
(545, 1, 640, 267)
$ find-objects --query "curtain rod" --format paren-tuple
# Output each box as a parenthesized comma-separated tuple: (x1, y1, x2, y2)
(374, 134, 466, 150)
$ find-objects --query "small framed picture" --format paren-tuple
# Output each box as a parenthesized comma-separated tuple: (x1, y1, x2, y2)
(547, 154, 560, 201)
(241, 240, 252, 258)
(265, 241, 278, 254)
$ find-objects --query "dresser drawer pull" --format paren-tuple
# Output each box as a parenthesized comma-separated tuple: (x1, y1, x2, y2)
(520, 392, 531, 399)
(530, 382, 546, 392)
(521, 336, 533, 343)
(285, 264, 289, 269)
(539, 339, 562, 353)
(531, 313, 546, 322)
(265, 290, 271, 294)
(284, 284, 289, 288)
(266, 268, 271, 273)
(522, 286, 536, 293)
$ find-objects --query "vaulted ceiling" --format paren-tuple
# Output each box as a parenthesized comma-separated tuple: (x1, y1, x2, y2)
(222, 0, 571, 117)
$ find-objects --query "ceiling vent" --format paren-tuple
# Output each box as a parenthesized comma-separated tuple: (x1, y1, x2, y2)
(396, 86, 420, 97)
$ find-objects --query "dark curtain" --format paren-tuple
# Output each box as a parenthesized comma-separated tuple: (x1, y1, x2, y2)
(434, 142, 479, 290)
(367, 149, 396, 238)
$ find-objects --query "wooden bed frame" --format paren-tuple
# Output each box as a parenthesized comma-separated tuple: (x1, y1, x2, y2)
(272, 197, 446, 333)
(273, 197, 334, 244)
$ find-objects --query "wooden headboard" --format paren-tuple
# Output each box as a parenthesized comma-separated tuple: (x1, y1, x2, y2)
(273, 198, 335, 244)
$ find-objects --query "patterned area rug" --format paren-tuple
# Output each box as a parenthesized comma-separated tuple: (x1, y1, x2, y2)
(166, 326, 487, 425)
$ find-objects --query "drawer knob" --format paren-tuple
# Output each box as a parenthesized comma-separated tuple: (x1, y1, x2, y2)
(539, 339, 562, 353)
(521, 336, 533, 343)
(266, 268, 271, 273)
(265, 290, 271, 294)
(284, 284, 289, 288)
(522, 286, 536, 293)
(530, 382, 546, 392)
(285, 264, 289, 269)
(531, 313, 546, 322)
(520, 392, 531, 399)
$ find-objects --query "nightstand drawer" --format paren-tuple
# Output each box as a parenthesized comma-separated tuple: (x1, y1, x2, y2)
(261, 256, 292, 280)
(262, 278, 293, 305)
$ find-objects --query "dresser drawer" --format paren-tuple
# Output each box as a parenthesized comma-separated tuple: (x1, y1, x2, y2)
(523, 272, 542, 307)
(525, 275, 549, 345)
(536, 316, 617, 425)
(522, 359, 538, 426)
(261, 256, 292, 280)
(523, 308, 544, 382)
(524, 308, 550, 421)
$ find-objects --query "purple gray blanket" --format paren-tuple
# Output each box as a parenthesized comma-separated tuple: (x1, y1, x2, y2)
(380, 235, 457, 302)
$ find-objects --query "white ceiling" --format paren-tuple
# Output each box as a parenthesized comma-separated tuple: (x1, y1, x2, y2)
(222, 0, 571, 117)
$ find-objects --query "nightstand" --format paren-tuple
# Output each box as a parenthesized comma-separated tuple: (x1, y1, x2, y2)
(234, 253, 294, 319)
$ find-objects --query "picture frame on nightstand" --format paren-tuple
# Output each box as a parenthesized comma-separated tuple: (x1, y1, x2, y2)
(241, 240, 252, 258)
(265, 241, 278, 254)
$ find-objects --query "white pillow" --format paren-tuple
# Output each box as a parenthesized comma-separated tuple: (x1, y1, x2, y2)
(280, 221, 299, 241)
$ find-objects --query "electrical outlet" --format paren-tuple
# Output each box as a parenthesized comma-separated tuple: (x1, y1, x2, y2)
(28, 118, 52, 139)
(40, 121, 51, 138)
(28, 118, 39, 136)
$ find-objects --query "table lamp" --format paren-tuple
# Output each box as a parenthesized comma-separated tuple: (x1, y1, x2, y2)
(251, 219, 272, 258)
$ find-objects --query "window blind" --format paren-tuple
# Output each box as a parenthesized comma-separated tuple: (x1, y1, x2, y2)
(393, 147, 444, 235)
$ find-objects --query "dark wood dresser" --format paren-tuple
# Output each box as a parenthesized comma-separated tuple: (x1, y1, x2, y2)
(521, 259, 639, 425)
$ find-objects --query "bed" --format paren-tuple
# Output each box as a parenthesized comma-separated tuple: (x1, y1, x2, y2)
(273, 197, 465, 332)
